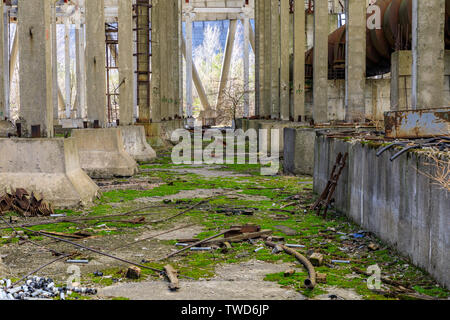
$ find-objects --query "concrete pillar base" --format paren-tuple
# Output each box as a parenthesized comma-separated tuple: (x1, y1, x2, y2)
(141, 120, 184, 147)
(72, 128, 138, 178)
(283, 127, 316, 175)
(0, 138, 99, 208)
(60, 118, 85, 129)
(120, 125, 156, 162)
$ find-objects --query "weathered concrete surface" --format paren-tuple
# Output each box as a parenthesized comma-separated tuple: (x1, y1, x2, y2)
(0, 120, 16, 137)
(120, 126, 156, 162)
(143, 120, 184, 146)
(72, 128, 138, 178)
(313, 135, 450, 288)
(99, 260, 305, 300)
(0, 138, 99, 208)
(284, 127, 316, 175)
(412, 0, 445, 109)
(18, 0, 53, 137)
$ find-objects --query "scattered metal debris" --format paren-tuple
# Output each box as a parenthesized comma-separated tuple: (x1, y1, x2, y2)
(0, 188, 54, 217)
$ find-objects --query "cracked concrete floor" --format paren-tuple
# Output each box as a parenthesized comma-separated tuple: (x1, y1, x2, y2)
(99, 260, 306, 300)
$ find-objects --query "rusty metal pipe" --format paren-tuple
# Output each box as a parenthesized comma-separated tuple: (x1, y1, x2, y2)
(305, 0, 450, 79)
(265, 241, 316, 289)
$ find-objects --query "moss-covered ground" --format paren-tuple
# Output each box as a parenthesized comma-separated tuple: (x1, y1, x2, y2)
(0, 145, 448, 301)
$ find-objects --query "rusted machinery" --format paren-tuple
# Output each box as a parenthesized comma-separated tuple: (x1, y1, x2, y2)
(305, 0, 450, 79)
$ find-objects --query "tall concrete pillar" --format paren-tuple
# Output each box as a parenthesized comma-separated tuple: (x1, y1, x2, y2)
(172, 0, 180, 119)
(0, 1, 5, 120)
(280, 0, 290, 120)
(137, 0, 151, 122)
(185, 8, 194, 120)
(243, 7, 251, 118)
(160, 0, 169, 121)
(411, 0, 445, 109)
(18, 0, 53, 137)
(345, 0, 366, 122)
(75, 24, 87, 119)
(64, 17, 71, 119)
(150, 0, 161, 122)
(85, 0, 107, 126)
(270, 0, 280, 119)
(262, 0, 272, 117)
(313, 0, 328, 123)
(118, 0, 134, 126)
(293, 0, 305, 122)
(51, 2, 58, 121)
(255, 0, 261, 116)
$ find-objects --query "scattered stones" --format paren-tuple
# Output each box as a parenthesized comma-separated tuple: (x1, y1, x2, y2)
(126, 266, 142, 279)
(0, 276, 97, 300)
(309, 253, 324, 267)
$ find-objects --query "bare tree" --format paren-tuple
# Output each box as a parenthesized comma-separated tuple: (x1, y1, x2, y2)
(216, 77, 253, 126)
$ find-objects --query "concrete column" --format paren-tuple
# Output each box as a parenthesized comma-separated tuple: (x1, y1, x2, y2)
(345, 0, 366, 122)
(18, 0, 53, 137)
(75, 24, 86, 119)
(255, 0, 261, 116)
(178, 0, 183, 117)
(280, 0, 289, 120)
(0, 2, 5, 119)
(137, 0, 150, 122)
(293, 0, 305, 122)
(150, 0, 161, 122)
(185, 8, 194, 119)
(64, 17, 71, 119)
(51, 2, 58, 121)
(85, 0, 107, 126)
(391, 51, 412, 111)
(216, 20, 238, 110)
(160, 0, 169, 121)
(172, 0, 180, 119)
(411, 0, 445, 109)
(243, 8, 251, 118)
(262, 0, 272, 117)
(313, 0, 328, 123)
(118, 0, 134, 126)
(270, 0, 280, 119)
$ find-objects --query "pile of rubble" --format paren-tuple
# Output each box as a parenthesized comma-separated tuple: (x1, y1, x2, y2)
(0, 188, 54, 217)
(0, 277, 97, 300)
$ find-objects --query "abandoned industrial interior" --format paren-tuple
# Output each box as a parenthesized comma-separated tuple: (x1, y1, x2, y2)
(0, 0, 448, 303)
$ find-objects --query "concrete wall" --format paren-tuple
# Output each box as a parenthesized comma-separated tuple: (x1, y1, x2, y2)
(313, 135, 450, 288)
(306, 78, 391, 121)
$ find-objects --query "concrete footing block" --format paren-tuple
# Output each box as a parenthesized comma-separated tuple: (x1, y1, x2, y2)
(120, 126, 156, 162)
(0, 138, 99, 208)
(283, 127, 316, 175)
(72, 128, 138, 178)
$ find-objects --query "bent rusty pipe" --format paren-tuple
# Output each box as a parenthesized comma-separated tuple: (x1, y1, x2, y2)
(265, 241, 316, 289)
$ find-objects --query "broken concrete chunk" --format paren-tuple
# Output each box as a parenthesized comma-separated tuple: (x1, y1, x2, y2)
(126, 266, 141, 279)
(368, 243, 380, 251)
(284, 269, 296, 277)
(316, 273, 327, 283)
(309, 253, 324, 266)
